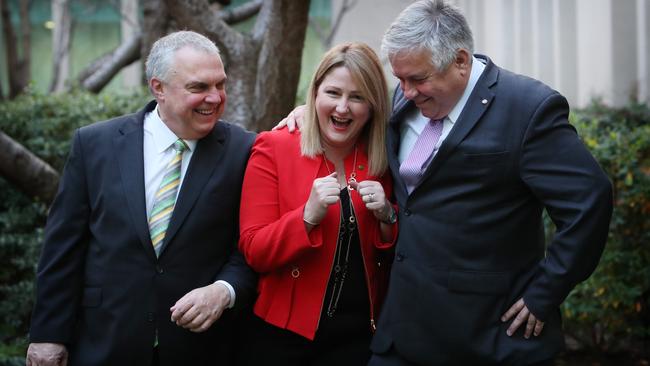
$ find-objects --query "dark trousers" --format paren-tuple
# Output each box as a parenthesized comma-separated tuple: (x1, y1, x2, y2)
(368, 347, 556, 366)
(238, 314, 371, 366)
(151, 347, 159, 366)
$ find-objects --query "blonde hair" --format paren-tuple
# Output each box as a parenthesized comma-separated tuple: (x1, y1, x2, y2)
(300, 42, 390, 177)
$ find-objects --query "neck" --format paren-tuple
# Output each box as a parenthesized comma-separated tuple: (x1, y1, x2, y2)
(322, 143, 355, 163)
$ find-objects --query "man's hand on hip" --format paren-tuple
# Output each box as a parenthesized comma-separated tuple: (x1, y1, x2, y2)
(501, 298, 545, 338)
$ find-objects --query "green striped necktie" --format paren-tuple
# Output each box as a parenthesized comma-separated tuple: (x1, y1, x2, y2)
(149, 139, 187, 257)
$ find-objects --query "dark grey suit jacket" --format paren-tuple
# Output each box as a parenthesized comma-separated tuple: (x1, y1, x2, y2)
(370, 55, 613, 365)
(29, 101, 256, 366)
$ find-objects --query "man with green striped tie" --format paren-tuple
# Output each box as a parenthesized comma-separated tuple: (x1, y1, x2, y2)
(27, 31, 257, 366)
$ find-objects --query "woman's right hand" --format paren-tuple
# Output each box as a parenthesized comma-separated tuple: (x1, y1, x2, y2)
(303, 172, 340, 226)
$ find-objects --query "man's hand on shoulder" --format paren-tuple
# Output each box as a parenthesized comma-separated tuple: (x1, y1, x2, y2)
(273, 105, 305, 132)
(170, 282, 231, 333)
(501, 298, 545, 339)
(26, 342, 68, 366)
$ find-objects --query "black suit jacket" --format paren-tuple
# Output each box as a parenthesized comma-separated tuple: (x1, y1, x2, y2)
(370, 56, 613, 365)
(29, 101, 257, 366)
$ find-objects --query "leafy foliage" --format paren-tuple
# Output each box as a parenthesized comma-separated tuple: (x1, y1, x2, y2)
(0, 88, 150, 356)
(561, 101, 650, 352)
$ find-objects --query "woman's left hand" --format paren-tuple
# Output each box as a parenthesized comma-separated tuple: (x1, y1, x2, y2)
(352, 180, 394, 223)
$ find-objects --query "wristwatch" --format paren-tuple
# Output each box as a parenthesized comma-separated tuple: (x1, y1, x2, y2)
(381, 207, 397, 224)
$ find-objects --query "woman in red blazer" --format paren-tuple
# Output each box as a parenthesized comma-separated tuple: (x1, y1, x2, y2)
(238, 43, 397, 365)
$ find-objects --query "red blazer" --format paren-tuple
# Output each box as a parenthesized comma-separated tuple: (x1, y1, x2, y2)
(239, 129, 396, 340)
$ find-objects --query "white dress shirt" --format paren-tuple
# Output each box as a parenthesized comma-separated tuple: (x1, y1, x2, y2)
(398, 56, 487, 165)
(143, 105, 235, 308)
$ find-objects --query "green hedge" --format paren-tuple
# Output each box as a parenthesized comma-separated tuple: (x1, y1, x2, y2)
(562, 102, 650, 352)
(0, 89, 150, 360)
(0, 92, 648, 358)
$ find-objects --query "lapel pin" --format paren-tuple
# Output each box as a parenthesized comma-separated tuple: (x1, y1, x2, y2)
(481, 99, 488, 105)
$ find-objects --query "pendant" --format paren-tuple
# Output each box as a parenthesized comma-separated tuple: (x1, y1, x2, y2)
(347, 173, 357, 190)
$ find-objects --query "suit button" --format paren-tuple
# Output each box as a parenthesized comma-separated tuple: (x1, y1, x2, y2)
(404, 209, 411, 216)
(147, 312, 155, 322)
(156, 265, 163, 274)
(396, 252, 405, 262)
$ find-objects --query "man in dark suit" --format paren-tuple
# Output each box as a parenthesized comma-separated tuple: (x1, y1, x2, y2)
(26, 31, 256, 366)
(366, 1, 613, 365)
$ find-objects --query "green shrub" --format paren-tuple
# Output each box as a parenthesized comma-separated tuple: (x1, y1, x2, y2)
(0, 88, 150, 357)
(561, 101, 650, 352)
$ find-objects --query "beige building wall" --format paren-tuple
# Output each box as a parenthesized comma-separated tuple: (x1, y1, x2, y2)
(332, 0, 650, 107)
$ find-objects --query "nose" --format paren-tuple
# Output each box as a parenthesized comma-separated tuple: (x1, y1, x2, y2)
(401, 80, 418, 100)
(335, 98, 349, 113)
(205, 88, 222, 104)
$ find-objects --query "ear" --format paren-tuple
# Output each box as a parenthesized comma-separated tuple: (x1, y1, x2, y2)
(150, 78, 165, 101)
(455, 49, 472, 75)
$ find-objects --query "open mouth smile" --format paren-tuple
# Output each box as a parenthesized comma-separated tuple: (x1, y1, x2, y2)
(330, 115, 352, 128)
(195, 107, 216, 116)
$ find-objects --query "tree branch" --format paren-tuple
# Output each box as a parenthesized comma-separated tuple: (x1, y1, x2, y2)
(309, 0, 358, 48)
(0, 130, 60, 203)
(79, 33, 142, 93)
(219, 0, 262, 24)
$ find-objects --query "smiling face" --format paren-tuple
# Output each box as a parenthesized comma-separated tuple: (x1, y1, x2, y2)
(315, 66, 371, 153)
(151, 46, 227, 139)
(390, 49, 470, 120)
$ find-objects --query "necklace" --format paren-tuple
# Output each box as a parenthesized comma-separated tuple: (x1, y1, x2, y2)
(323, 146, 358, 189)
(325, 188, 357, 317)
(321, 147, 359, 317)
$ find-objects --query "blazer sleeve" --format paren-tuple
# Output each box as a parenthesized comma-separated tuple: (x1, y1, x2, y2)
(29, 129, 91, 344)
(239, 133, 325, 274)
(212, 128, 258, 310)
(519, 92, 613, 321)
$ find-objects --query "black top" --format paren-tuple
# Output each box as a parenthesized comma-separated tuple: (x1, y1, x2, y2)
(317, 188, 370, 340)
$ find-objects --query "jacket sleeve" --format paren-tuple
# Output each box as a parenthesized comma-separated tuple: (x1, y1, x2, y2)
(519, 92, 613, 321)
(214, 128, 258, 310)
(29, 129, 90, 344)
(372, 173, 398, 250)
(239, 133, 325, 274)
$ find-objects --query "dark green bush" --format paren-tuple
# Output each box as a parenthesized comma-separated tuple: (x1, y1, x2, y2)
(561, 101, 650, 352)
(0, 88, 150, 358)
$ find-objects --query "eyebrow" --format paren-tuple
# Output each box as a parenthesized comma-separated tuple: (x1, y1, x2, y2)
(185, 81, 207, 88)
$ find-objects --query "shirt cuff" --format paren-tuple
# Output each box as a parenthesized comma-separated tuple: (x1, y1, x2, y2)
(215, 280, 236, 309)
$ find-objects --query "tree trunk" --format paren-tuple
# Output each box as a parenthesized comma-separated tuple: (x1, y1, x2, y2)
(50, 0, 72, 92)
(252, 0, 310, 131)
(165, 0, 310, 131)
(1, 0, 31, 98)
(121, 0, 143, 88)
(141, 0, 171, 80)
(0, 131, 60, 203)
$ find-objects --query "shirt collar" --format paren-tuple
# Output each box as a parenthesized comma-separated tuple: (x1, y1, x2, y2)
(446, 55, 486, 125)
(144, 104, 197, 153)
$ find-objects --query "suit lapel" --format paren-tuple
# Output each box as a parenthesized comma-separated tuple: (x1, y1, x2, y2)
(387, 96, 413, 203)
(159, 121, 228, 255)
(114, 101, 157, 260)
(416, 57, 498, 191)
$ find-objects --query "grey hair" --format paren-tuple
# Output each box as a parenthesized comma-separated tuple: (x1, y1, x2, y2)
(145, 30, 220, 83)
(381, 0, 473, 71)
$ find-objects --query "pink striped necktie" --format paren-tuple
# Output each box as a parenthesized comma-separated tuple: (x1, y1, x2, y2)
(399, 118, 444, 194)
